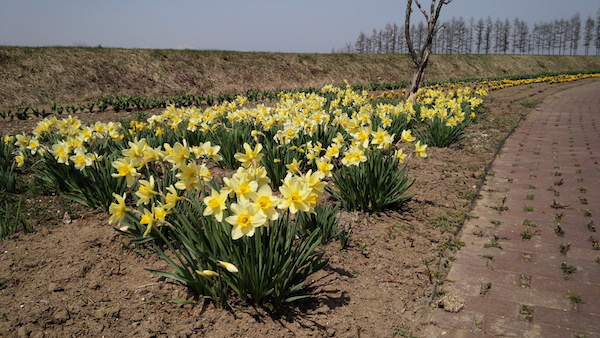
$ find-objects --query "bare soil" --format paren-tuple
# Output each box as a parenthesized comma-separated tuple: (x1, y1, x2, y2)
(0, 80, 594, 337)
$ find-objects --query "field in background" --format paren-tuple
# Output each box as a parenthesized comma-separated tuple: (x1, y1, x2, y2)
(1, 46, 599, 109)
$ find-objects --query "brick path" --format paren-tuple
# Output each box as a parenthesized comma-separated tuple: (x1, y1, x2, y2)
(431, 80, 600, 337)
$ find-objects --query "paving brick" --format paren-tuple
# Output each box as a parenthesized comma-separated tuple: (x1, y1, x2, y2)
(434, 80, 600, 337)
(481, 313, 579, 338)
(461, 296, 519, 319)
(432, 309, 475, 330)
(533, 306, 600, 334)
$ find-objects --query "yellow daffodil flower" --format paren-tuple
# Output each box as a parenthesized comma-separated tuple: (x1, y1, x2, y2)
(234, 143, 263, 168)
(341, 145, 367, 166)
(225, 200, 267, 239)
(108, 193, 130, 224)
(278, 174, 312, 214)
(401, 130, 416, 144)
(203, 188, 229, 222)
(254, 184, 280, 221)
(111, 159, 141, 187)
(175, 161, 202, 191)
(135, 175, 157, 205)
(414, 141, 428, 158)
(286, 158, 302, 175)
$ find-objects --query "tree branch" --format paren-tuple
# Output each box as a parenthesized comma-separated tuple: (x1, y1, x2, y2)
(414, 0, 429, 21)
(405, 0, 419, 65)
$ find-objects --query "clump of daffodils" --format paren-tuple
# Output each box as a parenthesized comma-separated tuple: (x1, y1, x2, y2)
(108, 139, 326, 240)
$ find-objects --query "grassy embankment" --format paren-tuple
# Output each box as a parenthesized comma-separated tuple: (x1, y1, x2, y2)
(1, 46, 599, 110)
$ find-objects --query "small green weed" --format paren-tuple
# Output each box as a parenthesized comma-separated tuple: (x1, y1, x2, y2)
(561, 262, 576, 279)
(472, 230, 485, 237)
(565, 291, 583, 307)
(483, 235, 502, 249)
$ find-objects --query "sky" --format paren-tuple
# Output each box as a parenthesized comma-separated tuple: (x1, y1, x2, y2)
(0, 0, 598, 53)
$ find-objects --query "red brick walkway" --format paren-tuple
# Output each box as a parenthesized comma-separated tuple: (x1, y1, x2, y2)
(431, 80, 600, 337)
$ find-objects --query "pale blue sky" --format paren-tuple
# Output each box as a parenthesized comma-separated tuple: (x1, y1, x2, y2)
(0, 0, 598, 53)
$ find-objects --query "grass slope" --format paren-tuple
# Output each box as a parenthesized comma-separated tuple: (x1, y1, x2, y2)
(1, 46, 599, 109)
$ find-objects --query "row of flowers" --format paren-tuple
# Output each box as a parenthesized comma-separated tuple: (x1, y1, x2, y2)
(3, 82, 486, 310)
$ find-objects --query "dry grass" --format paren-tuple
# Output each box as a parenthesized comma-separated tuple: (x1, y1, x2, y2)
(1, 46, 599, 109)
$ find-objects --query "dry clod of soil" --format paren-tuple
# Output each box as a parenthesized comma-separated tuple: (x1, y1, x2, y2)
(438, 294, 465, 313)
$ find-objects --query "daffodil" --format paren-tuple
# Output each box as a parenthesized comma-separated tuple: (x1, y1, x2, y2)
(70, 149, 94, 170)
(135, 175, 157, 205)
(196, 270, 220, 278)
(341, 145, 367, 166)
(324, 143, 341, 159)
(122, 138, 148, 167)
(331, 132, 345, 145)
(203, 188, 228, 222)
(164, 185, 181, 209)
(414, 140, 428, 158)
(175, 161, 202, 191)
(286, 158, 302, 175)
(140, 204, 171, 237)
(400, 130, 416, 144)
(201, 141, 223, 161)
(26, 137, 40, 155)
(223, 173, 258, 201)
(371, 127, 394, 149)
(234, 143, 263, 168)
(14, 151, 25, 167)
(278, 174, 312, 214)
(218, 261, 239, 273)
(111, 159, 141, 187)
(254, 184, 280, 221)
(302, 170, 326, 207)
(164, 140, 190, 168)
(225, 199, 267, 239)
(315, 157, 333, 177)
(108, 193, 130, 224)
(352, 126, 371, 148)
(51, 141, 71, 164)
(395, 149, 407, 163)
(445, 116, 458, 127)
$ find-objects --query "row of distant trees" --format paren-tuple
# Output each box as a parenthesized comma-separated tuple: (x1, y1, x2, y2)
(335, 11, 600, 56)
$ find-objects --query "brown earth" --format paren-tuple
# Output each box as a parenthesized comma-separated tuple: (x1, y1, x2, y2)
(0, 79, 595, 337)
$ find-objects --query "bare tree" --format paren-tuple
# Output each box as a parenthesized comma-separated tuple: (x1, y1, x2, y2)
(583, 16, 595, 55)
(466, 17, 475, 54)
(484, 17, 493, 53)
(511, 18, 520, 54)
(475, 18, 485, 53)
(493, 18, 503, 53)
(404, 0, 453, 100)
(597, 9, 600, 55)
(570, 13, 581, 55)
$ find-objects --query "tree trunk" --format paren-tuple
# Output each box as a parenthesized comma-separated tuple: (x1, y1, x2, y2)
(407, 49, 431, 101)
(404, 0, 452, 102)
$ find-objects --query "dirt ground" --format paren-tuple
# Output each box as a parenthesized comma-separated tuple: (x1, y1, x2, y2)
(0, 80, 593, 337)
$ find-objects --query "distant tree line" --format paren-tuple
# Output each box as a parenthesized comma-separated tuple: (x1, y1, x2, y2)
(334, 9, 600, 56)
